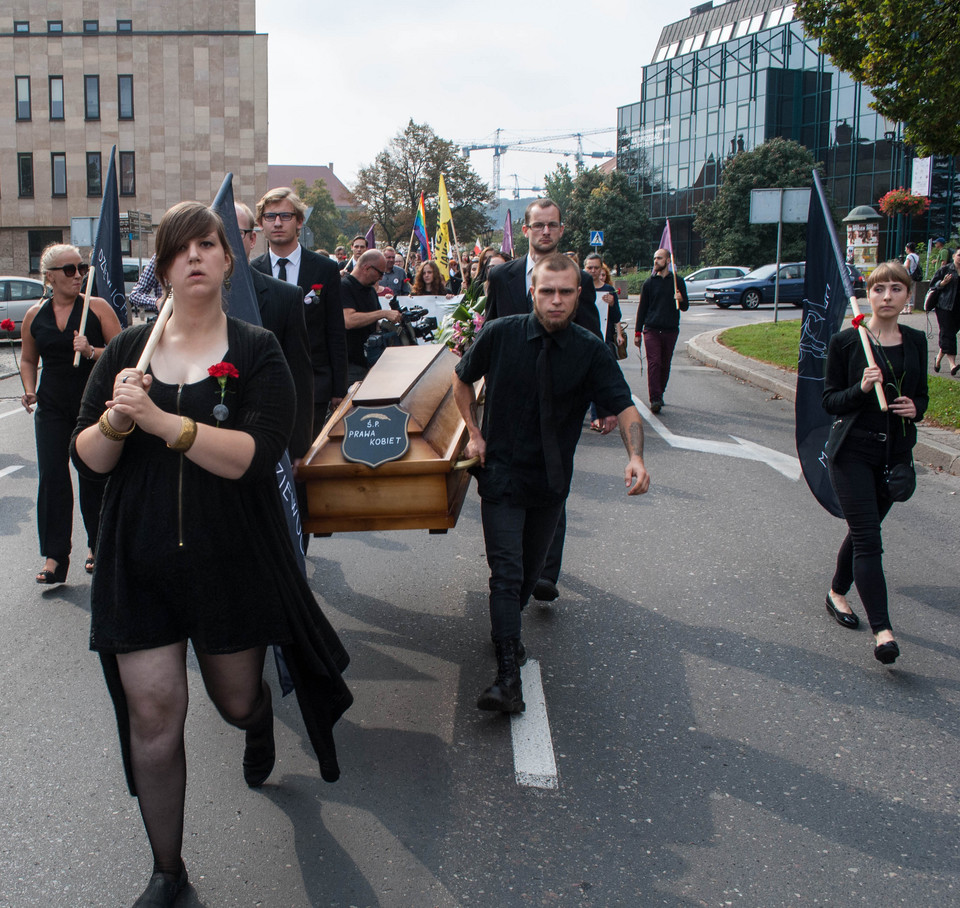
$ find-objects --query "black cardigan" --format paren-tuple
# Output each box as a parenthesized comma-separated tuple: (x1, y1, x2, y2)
(822, 324, 928, 459)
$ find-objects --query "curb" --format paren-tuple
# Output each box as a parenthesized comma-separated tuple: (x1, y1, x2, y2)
(686, 328, 960, 477)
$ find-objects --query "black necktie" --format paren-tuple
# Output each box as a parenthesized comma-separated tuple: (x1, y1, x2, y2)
(276, 257, 289, 282)
(537, 334, 565, 494)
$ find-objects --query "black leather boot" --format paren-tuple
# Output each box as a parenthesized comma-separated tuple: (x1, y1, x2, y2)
(477, 638, 525, 713)
(242, 682, 275, 788)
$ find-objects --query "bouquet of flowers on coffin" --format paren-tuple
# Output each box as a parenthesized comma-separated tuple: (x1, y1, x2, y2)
(436, 280, 485, 357)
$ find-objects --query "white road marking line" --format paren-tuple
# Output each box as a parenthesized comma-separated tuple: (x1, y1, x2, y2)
(632, 394, 801, 480)
(0, 465, 24, 479)
(0, 407, 25, 420)
(511, 659, 559, 790)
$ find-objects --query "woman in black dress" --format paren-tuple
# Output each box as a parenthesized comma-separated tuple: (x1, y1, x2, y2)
(71, 203, 351, 907)
(822, 260, 928, 665)
(19, 244, 122, 583)
(925, 246, 960, 375)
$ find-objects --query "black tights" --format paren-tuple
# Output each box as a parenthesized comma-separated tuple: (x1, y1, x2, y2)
(828, 440, 905, 634)
(116, 644, 269, 875)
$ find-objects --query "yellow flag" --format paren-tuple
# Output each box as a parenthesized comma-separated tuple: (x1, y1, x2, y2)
(434, 174, 452, 281)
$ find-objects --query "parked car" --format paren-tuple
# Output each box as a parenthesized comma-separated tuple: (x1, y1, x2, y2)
(683, 266, 750, 303)
(122, 257, 144, 297)
(844, 263, 866, 297)
(0, 276, 47, 338)
(704, 262, 806, 309)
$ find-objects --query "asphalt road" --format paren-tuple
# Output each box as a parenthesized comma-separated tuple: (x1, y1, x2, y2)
(1, 307, 958, 907)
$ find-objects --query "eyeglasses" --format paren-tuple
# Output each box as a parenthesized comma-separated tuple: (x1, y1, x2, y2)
(240, 228, 258, 237)
(368, 265, 385, 278)
(48, 262, 90, 277)
(527, 222, 561, 232)
(262, 212, 296, 222)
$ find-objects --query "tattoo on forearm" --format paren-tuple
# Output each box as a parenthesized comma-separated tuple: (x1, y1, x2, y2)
(620, 419, 644, 458)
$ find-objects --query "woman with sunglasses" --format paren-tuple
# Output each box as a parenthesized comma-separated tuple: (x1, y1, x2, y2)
(19, 243, 122, 584)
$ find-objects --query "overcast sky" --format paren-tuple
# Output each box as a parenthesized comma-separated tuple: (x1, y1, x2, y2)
(256, 0, 669, 200)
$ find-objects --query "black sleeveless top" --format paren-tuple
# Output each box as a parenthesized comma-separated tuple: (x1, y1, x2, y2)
(31, 296, 105, 419)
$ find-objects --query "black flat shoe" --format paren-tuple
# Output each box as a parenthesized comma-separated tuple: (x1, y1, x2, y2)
(933, 359, 941, 372)
(132, 862, 187, 907)
(84, 555, 95, 574)
(36, 559, 68, 585)
(825, 593, 859, 629)
(952, 364, 960, 376)
(874, 641, 900, 665)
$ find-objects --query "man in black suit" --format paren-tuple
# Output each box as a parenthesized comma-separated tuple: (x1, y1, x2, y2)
(485, 198, 611, 603)
(485, 198, 601, 339)
(251, 187, 347, 438)
(234, 203, 314, 462)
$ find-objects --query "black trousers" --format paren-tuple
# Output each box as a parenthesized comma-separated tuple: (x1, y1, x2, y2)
(35, 408, 103, 563)
(480, 498, 564, 641)
(828, 438, 909, 634)
(540, 505, 565, 584)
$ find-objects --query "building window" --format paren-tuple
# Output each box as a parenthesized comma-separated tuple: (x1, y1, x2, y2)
(666, 42, 679, 59)
(734, 18, 750, 38)
(18, 153, 34, 198)
(118, 75, 134, 119)
(656, 46, 669, 62)
(781, 5, 796, 22)
(84, 75, 100, 119)
(49, 76, 64, 120)
(117, 19, 133, 32)
(691, 33, 705, 51)
(51, 153, 67, 197)
(16, 76, 31, 120)
(765, 8, 784, 28)
(719, 23, 734, 42)
(14, 21, 30, 33)
(29, 230, 63, 273)
(706, 27, 723, 46)
(87, 152, 103, 196)
(48, 20, 63, 33)
(748, 14, 765, 33)
(119, 152, 136, 196)
(83, 20, 99, 33)
(680, 36, 694, 54)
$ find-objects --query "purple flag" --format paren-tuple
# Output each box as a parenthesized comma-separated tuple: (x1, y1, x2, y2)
(501, 210, 514, 256)
(365, 223, 376, 251)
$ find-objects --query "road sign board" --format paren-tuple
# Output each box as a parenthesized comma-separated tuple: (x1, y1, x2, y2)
(589, 230, 604, 246)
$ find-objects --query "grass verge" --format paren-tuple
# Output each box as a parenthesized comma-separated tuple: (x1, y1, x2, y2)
(719, 319, 960, 430)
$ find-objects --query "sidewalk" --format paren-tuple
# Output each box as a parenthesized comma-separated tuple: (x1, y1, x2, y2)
(686, 326, 960, 476)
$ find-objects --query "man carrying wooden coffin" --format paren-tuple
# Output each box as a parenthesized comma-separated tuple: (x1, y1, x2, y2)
(452, 253, 651, 713)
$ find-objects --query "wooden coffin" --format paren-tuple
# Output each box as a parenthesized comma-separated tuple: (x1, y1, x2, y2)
(298, 344, 480, 534)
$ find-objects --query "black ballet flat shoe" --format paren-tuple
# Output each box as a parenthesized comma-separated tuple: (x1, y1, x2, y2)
(933, 358, 941, 373)
(874, 641, 900, 665)
(825, 593, 859, 629)
(132, 862, 188, 907)
(84, 555, 95, 574)
(36, 559, 68, 585)
(951, 364, 960, 376)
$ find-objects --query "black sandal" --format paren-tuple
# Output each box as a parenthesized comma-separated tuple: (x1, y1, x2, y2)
(36, 560, 68, 584)
(85, 555, 95, 574)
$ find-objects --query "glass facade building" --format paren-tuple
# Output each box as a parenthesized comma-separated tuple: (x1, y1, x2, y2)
(617, 0, 959, 264)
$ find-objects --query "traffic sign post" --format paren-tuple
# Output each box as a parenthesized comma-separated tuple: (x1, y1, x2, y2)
(589, 229, 604, 248)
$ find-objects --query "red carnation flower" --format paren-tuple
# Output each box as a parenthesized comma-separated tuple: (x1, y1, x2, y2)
(208, 361, 239, 379)
(312, 283, 323, 293)
(0, 318, 15, 332)
(851, 314, 865, 328)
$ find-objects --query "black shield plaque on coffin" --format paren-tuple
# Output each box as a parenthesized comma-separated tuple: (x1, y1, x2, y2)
(341, 405, 411, 468)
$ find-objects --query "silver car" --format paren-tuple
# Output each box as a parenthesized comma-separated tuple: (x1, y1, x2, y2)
(683, 266, 750, 303)
(0, 276, 47, 339)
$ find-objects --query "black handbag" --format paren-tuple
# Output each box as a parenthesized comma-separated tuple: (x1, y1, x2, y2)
(884, 415, 916, 502)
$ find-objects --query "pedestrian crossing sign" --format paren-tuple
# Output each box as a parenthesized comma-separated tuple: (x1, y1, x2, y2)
(589, 230, 604, 246)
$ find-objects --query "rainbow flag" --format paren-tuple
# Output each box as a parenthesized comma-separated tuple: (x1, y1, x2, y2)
(413, 191, 431, 260)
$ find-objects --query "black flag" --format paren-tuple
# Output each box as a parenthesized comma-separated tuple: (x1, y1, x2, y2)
(92, 146, 127, 326)
(211, 175, 303, 694)
(796, 170, 852, 517)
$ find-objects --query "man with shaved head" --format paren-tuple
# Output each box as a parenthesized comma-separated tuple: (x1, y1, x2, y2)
(341, 249, 402, 382)
(634, 247, 689, 413)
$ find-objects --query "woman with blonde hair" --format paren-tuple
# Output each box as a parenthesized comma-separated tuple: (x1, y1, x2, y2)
(19, 244, 122, 583)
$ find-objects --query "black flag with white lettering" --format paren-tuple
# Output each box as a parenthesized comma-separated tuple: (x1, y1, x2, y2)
(795, 170, 851, 517)
(93, 146, 127, 326)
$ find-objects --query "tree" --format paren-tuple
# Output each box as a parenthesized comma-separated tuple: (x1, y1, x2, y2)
(693, 138, 822, 266)
(794, 0, 960, 155)
(542, 164, 649, 267)
(353, 120, 494, 249)
(291, 178, 340, 251)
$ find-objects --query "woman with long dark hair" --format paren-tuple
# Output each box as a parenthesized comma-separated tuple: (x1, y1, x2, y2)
(19, 244, 122, 583)
(71, 202, 351, 907)
(925, 246, 960, 375)
(822, 260, 928, 665)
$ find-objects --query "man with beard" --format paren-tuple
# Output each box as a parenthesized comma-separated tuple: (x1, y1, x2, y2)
(453, 254, 650, 713)
(634, 247, 689, 413)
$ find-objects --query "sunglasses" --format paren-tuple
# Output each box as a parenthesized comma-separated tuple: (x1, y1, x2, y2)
(49, 262, 90, 277)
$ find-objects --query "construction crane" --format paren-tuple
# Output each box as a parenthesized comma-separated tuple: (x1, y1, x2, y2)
(508, 174, 543, 199)
(461, 128, 616, 199)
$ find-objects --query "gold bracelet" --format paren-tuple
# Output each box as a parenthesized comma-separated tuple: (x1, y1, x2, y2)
(166, 416, 198, 453)
(98, 411, 135, 441)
